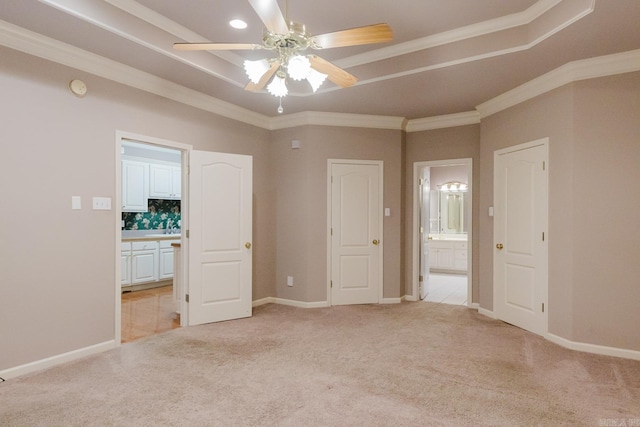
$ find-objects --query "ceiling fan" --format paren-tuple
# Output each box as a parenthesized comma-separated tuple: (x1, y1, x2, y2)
(173, 0, 393, 103)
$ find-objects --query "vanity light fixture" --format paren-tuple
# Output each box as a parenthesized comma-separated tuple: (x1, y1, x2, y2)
(438, 181, 468, 192)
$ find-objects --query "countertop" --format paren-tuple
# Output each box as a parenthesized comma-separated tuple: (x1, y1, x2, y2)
(121, 230, 181, 241)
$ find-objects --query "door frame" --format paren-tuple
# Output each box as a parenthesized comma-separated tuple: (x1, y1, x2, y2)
(326, 159, 384, 306)
(115, 131, 192, 345)
(410, 158, 473, 304)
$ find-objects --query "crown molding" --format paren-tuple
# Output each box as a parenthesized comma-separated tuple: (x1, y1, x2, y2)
(269, 111, 406, 131)
(2, 19, 638, 133)
(337, 0, 567, 68)
(405, 112, 481, 133)
(476, 49, 640, 118)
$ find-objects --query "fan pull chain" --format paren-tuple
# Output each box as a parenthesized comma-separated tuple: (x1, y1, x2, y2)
(278, 97, 284, 114)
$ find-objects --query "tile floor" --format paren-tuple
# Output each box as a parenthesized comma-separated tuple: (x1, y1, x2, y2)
(121, 285, 180, 343)
(423, 273, 468, 305)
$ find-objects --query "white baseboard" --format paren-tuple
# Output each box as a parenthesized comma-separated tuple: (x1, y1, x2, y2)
(0, 340, 115, 380)
(477, 307, 496, 319)
(252, 297, 274, 307)
(403, 294, 419, 302)
(547, 333, 640, 361)
(475, 307, 640, 360)
(381, 297, 402, 304)
(467, 302, 480, 309)
(254, 297, 330, 309)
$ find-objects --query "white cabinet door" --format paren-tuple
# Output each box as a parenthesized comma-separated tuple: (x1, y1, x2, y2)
(436, 247, 454, 268)
(122, 160, 149, 212)
(131, 241, 159, 284)
(121, 251, 131, 287)
(132, 251, 158, 283)
(171, 166, 181, 199)
(159, 239, 180, 280)
(150, 163, 181, 199)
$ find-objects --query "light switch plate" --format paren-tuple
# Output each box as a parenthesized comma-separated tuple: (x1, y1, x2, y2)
(384, 208, 391, 217)
(93, 197, 112, 210)
(71, 196, 81, 210)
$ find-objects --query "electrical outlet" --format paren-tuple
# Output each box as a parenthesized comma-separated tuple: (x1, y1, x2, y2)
(287, 276, 293, 287)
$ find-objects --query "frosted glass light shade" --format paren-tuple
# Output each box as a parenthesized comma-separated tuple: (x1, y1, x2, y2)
(267, 75, 288, 97)
(244, 59, 270, 84)
(306, 68, 328, 92)
(287, 55, 311, 81)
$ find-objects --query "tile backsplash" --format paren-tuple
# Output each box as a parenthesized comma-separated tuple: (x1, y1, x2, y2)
(122, 199, 181, 230)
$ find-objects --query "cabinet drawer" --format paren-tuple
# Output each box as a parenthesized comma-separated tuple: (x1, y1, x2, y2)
(454, 242, 468, 250)
(429, 241, 452, 249)
(132, 241, 159, 251)
(454, 249, 467, 260)
(160, 239, 180, 248)
(121, 242, 132, 251)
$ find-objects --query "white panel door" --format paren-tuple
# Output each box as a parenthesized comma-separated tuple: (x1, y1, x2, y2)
(494, 140, 548, 336)
(331, 162, 382, 305)
(419, 167, 431, 300)
(188, 150, 252, 325)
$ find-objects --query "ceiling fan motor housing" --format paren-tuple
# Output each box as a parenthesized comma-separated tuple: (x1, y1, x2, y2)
(263, 22, 312, 53)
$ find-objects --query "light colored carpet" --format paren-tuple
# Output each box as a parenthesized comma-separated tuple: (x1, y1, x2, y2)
(1, 302, 639, 426)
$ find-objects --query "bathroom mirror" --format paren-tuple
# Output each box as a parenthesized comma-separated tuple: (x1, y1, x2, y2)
(429, 183, 468, 234)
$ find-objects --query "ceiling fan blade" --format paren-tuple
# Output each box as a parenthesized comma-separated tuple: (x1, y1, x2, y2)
(309, 55, 358, 88)
(173, 42, 262, 51)
(247, 0, 289, 34)
(245, 61, 281, 91)
(312, 23, 393, 49)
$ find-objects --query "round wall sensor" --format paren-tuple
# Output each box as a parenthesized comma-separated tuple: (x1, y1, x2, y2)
(69, 79, 87, 97)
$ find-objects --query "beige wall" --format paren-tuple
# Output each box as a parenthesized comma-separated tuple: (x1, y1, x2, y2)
(0, 48, 274, 370)
(271, 126, 404, 302)
(405, 126, 481, 301)
(479, 72, 640, 350)
(2, 45, 638, 373)
(571, 73, 640, 349)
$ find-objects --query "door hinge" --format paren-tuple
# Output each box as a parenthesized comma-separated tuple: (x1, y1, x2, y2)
(542, 161, 546, 171)
(185, 294, 190, 303)
(331, 228, 333, 236)
(330, 281, 333, 288)
(186, 229, 190, 238)
(541, 302, 545, 313)
(419, 275, 424, 282)
(186, 166, 190, 175)
(542, 231, 545, 241)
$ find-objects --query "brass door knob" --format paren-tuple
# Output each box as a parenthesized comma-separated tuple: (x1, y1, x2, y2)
(496, 243, 504, 250)
(245, 242, 252, 249)
(372, 239, 380, 245)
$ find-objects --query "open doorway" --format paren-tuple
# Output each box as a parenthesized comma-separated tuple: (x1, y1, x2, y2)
(115, 132, 190, 344)
(412, 159, 472, 306)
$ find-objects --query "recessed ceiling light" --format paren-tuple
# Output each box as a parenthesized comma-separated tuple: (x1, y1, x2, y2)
(229, 19, 247, 30)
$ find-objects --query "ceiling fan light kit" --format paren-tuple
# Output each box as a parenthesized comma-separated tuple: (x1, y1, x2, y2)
(173, 0, 393, 111)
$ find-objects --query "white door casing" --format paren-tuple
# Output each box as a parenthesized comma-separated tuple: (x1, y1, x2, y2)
(188, 150, 253, 325)
(329, 161, 383, 306)
(494, 139, 548, 336)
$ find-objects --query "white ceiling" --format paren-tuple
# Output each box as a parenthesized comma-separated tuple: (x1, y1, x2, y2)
(1, 0, 639, 120)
